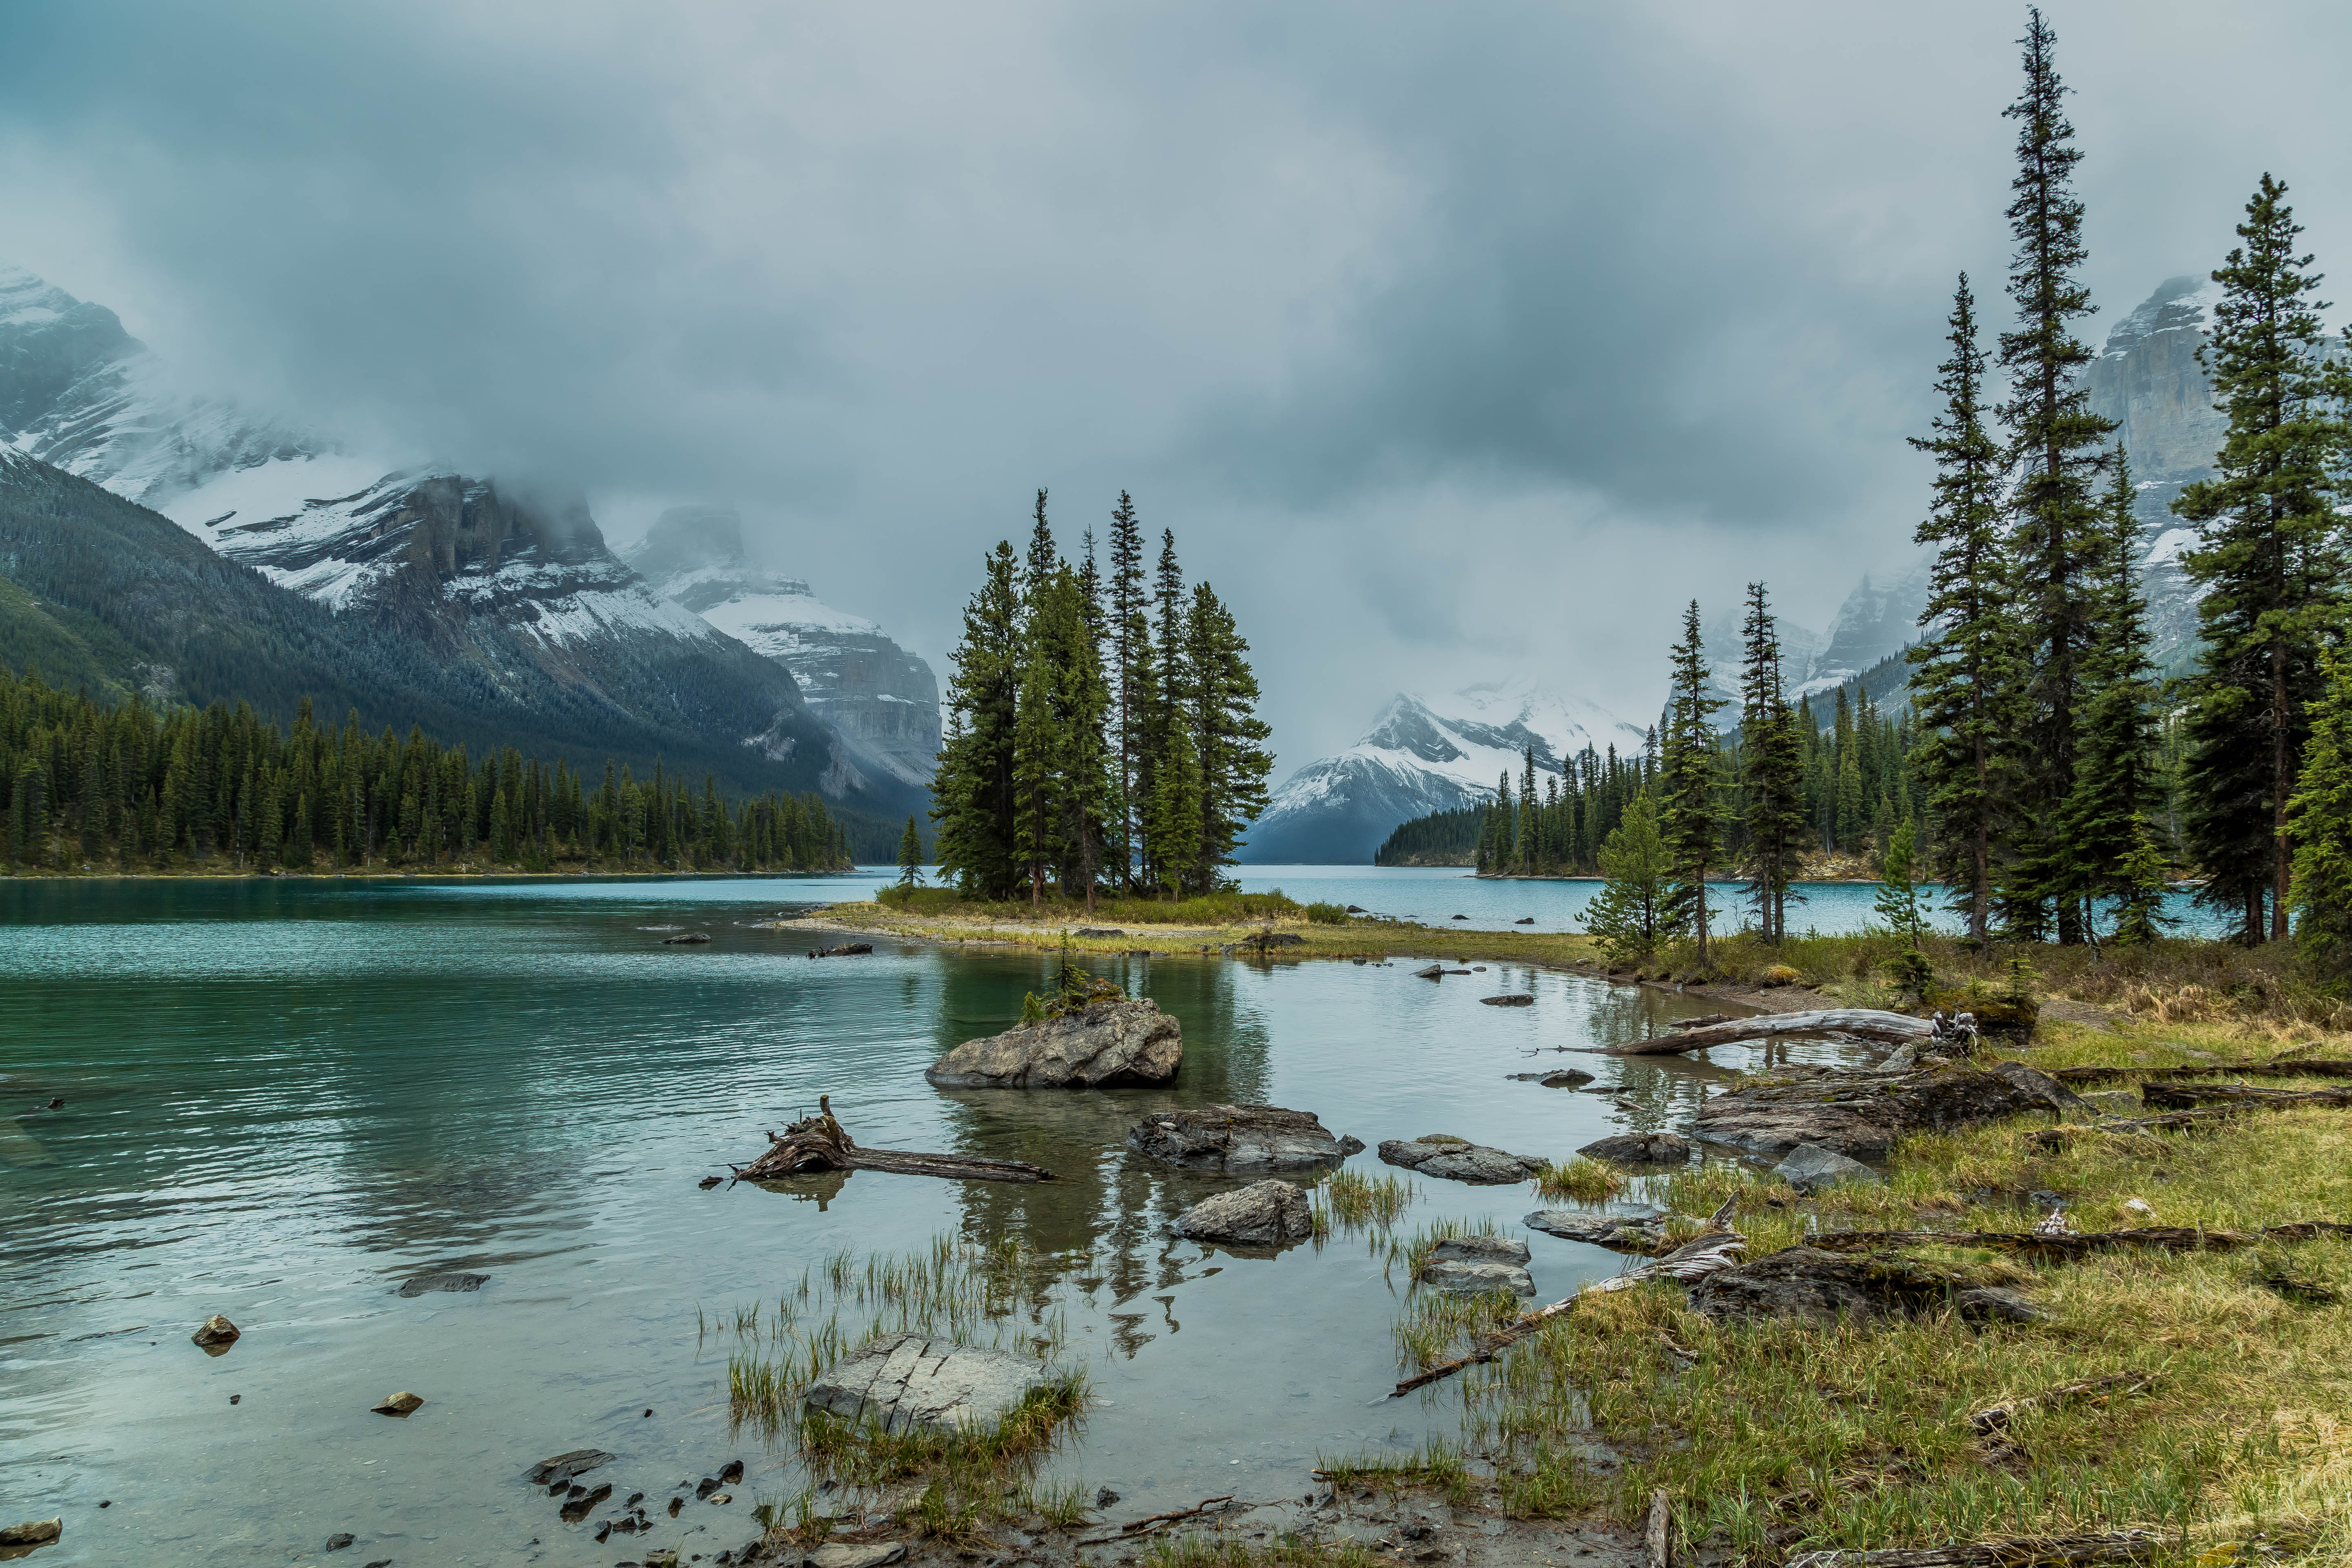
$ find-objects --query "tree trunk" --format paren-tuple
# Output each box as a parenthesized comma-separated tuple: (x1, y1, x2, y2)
(2274, 635, 2292, 941)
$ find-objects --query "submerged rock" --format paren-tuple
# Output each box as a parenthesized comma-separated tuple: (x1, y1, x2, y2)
(1507, 1069, 1595, 1088)
(526, 1449, 615, 1486)
(0, 1519, 62, 1549)
(925, 999, 1181, 1088)
(1695, 1060, 2089, 1158)
(1575, 1131, 1690, 1165)
(1479, 994, 1535, 1007)
(190, 1314, 241, 1350)
(1524, 1207, 1670, 1252)
(370, 1391, 424, 1417)
(805, 1332, 1052, 1435)
(396, 1271, 488, 1297)
(1418, 1234, 1535, 1296)
(1127, 1105, 1359, 1172)
(662, 931, 713, 944)
(1169, 1180, 1315, 1246)
(1378, 1135, 1546, 1185)
(1773, 1144, 1881, 1192)
(811, 942, 873, 957)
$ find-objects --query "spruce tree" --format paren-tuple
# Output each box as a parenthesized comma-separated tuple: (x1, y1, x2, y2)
(2288, 650, 2352, 978)
(898, 815, 924, 887)
(1106, 492, 1151, 889)
(1659, 601, 1728, 968)
(1907, 273, 2018, 943)
(1738, 583, 1807, 942)
(1140, 530, 1188, 890)
(931, 540, 1024, 897)
(1146, 704, 1203, 898)
(1996, 7, 2117, 944)
(2064, 447, 2165, 936)
(1183, 582, 1274, 890)
(1011, 599, 1065, 905)
(1050, 561, 1116, 909)
(1583, 793, 1679, 964)
(2174, 174, 2350, 943)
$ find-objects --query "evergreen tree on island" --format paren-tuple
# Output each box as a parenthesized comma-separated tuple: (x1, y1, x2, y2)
(1737, 582, 1806, 943)
(2063, 447, 2165, 938)
(897, 815, 924, 887)
(2173, 174, 2351, 944)
(1659, 600, 1727, 969)
(1995, 7, 2116, 945)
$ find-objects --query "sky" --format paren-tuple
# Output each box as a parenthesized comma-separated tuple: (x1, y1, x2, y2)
(4, 0, 2348, 773)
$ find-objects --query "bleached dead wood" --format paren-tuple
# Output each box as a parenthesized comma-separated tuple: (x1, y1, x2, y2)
(1606, 1009, 1935, 1056)
(1966, 1372, 2154, 1434)
(733, 1102, 1057, 1185)
(1803, 1221, 2352, 1262)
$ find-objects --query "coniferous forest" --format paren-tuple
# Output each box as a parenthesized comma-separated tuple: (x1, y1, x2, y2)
(930, 491, 1274, 904)
(0, 665, 854, 875)
(1397, 8, 2352, 967)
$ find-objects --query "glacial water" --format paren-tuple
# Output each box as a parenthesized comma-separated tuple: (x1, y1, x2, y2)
(0, 871, 2049, 1563)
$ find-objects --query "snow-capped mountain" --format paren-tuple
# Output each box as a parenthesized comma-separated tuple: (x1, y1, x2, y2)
(1242, 680, 1646, 863)
(624, 504, 941, 789)
(1797, 564, 1930, 698)
(0, 261, 919, 815)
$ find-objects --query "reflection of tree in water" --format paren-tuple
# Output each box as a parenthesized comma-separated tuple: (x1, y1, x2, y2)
(919, 952, 1275, 1355)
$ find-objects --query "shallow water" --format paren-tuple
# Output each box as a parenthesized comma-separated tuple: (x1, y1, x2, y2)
(4, 875, 1861, 1565)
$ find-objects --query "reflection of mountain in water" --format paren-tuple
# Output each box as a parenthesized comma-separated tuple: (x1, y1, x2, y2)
(918, 954, 1277, 1350)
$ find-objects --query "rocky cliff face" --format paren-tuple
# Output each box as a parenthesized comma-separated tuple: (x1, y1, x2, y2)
(624, 505, 941, 790)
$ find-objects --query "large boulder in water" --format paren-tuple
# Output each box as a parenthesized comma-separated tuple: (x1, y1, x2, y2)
(1694, 1059, 2088, 1158)
(1378, 1135, 1546, 1185)
(1169, 1180, 1315, 1246)
(1418, 1234, 1535, 1296)
(1127, 1105, 1361, 1171)
(925, 1000, 1181, 1088)
(804, 1332, 1053, 1434)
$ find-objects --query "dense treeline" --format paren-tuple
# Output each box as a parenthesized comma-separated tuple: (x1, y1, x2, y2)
(0, 665, 853, 875)
(932, 492, 1273, 904)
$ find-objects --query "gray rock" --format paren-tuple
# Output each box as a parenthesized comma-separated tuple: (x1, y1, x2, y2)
(1127, 1105, 1356, 1171)
(190, 1314, 240, 1348)
(1507, 1069, 1595, 1087)
(1419, 1234, 1535, 1295)
(0, 1520, 61, 1549)
(1773, 1143, 1882, 1192)
(810, 1545, 907, 1568)
(1075, 928, 1125, 938)
(1695, 1059, 2093, 1159)
(1688, 1246, 1987, 1324)
(663, 931, 714, 944)
(1575, 1131, 1690, 1165)
(1956, 1287, 2049, 1324)
(527, 1448, 616, 1486)
(925, 1000, 1181, 1088)
(804, 1332, 1051, 1435)
(1875, 1042, 1919, 1073)
(1479, 994, 1535, 1007)
(1169, 1180, 1315, 1246)
(397, 1270, 488, 1296)
(1524, 1208, 1668, 1252)
(1378, 1136, 1546, 1185)
(1413, 964, 1445, 980)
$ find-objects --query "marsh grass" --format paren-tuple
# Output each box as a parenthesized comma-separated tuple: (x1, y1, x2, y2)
(1378, 1216, 1504, 1283)
(1530, 1156, 1626, 1204)
(1314, 1439, 1477, 1508)
(1140, 1532, 1380, 1568)
(795, 1372, 1090, 1541)
(1437, 1039, 2352, 1563)
(1314, 1169, 1416, 1238)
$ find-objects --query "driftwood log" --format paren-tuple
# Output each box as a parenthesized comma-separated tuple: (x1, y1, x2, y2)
(1782, 1532, 2158, 1568)
(1966, 1372, 2154, 1435)
(2053, 1059, 2352, 1085)
(733, 1101, 1057, 1185)
(2138, 1082, 2352, 1111)
(1388, 1221, 1747, 1397)
(1803, 1221, 2352, 1262)
(1607, 1009, 1935, 1056)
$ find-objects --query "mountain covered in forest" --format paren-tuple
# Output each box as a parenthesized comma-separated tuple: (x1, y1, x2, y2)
(0, 262, 929, 829)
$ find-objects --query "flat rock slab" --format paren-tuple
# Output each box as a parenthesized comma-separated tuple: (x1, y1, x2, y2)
(0, 1519, 62, 1548)
(926, 999, 1180, 1088)
(1507, 1069, 1595, 1088)
(1688, 1246, 2045, 1325)
(1694, 1060, 2089, 1159)
(1577, 1131, 1690, 1165)
(1127, 1104, 1361, 1171)
(1419, 1234, 1535, 1296)
(1525, 1208, 1670, 1252)
(397, 1271, 488, 1296)
(810, 1545, 908, 1568)
(1169, 1179, 1315, 1246)
(526, 1448, 615, 1486)
(1480, 994, 1535, 1007)
(1774, 1143, 1881, 1192)
(805, 1332, 1050, 1435)
(1378, 1136, 1546, 1185)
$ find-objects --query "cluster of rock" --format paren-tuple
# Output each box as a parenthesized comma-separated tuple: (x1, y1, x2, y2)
(924, 999, 1181, 1088)
(1379, 1135, 1547, 1185)
(1127, 1104, 1362, 1171)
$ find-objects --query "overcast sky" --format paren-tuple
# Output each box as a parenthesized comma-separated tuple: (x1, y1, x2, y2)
(6, 0, 2349, 770)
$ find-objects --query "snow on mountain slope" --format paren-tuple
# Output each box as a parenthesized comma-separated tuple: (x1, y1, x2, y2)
(624, 504, 942, 789)
(1242, 679, 1645, 864)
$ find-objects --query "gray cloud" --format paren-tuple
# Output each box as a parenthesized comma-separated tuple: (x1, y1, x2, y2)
(4, 0, 2349, 769)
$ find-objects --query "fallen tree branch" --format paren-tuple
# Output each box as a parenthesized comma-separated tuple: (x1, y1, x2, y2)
(1782, 1531, 2158, 1567)
(2031, 1107, 2248, 1147)
(1075, 1494, 1238, 1543)
(1966, 1372, 2154, 1434)
(1388, 1231, 1746, 1396)
(735, 1101, 1058, 1185)
(2138, 1082, 2352, 1111)
(1646, 1488, 1671, 1568)
(2052, 1060, 2352, 1085)
(1804, 1222, 2352, 1261)
(1606, 1009, 1933, 1057)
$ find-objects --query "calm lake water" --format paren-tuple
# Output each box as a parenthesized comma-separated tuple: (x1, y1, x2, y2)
(0, 869, 2115, 1564)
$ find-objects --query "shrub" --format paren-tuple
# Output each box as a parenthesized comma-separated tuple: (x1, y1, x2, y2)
(1305, 901, 1348, 924)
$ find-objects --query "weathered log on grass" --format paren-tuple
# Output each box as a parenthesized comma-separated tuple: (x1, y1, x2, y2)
(1782, 1532, 2158, 1567)
(2052, 1060, 2352, 1085)
(734, 1102, 1057, 1185)
(1966, 1372, 2154, 1434)
(1803, 1221, 2352, 1262)
(1387, 1227, 1748, 1397)
(2138, 1082, 2352, 1111)
(1608, 1009, 1934, 1056)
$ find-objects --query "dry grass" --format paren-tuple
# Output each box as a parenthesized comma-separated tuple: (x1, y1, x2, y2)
(1315, 1169, 1417, 1236)
(1531, 1156, 1627, 1204)
(1346, 1024, 2352, 1564)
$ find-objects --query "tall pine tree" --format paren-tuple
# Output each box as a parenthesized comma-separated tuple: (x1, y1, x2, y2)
(1737, 583, 1806, 943)
(2173, 175, 2350, 944)
(2064, 448, 2165, 936)
(1184, 581, 1275, 893)
(1106, 492, 1152, 891)
(1659, 601, 1727, 968)
(931, 541, 1023, 897)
